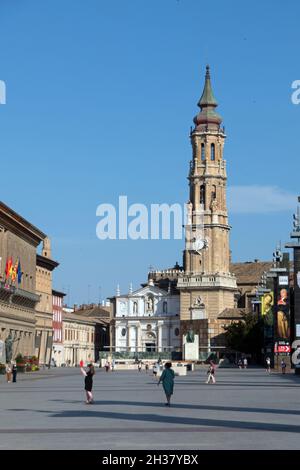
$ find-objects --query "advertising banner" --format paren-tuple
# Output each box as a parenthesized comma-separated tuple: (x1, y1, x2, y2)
(261, 292, 274, 339)
(275, 284, 290, 342)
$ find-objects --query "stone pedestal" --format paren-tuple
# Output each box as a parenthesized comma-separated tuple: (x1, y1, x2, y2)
(183, 334, 199, 361)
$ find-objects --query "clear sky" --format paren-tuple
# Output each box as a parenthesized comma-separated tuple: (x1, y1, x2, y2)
(0, 0, 299, 305)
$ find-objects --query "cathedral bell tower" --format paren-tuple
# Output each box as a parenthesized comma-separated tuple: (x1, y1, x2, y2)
(178, 66, 237, 356)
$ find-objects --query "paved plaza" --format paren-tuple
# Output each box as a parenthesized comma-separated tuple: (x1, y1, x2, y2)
(1, 367, 300, 450)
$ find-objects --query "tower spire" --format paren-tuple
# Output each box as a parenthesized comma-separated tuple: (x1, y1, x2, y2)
(193, 65, 222, 129)
(198, 65, 218, 108)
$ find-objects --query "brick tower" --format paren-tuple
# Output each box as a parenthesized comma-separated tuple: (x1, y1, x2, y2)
(177, 66, 237, 357)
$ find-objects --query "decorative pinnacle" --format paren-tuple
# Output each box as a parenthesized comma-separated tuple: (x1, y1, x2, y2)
(198, 64, 218, 108)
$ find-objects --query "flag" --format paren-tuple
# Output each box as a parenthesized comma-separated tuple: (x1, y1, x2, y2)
(5, 257, 12, 279)
(11, 260, 18, 282)
(9, 259, 14, 278)
(17, 261, 22, 284)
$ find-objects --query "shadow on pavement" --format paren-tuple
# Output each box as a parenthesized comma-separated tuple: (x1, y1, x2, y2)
(6, 407, 300, 434)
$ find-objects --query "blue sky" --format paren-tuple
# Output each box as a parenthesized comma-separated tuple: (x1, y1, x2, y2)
(0, 0, 299, 304)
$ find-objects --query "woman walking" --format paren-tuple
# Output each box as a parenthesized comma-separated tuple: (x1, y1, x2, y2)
(206, 362, 216, 384)
(81, 362, 95, 404)
(158, 362, 175, 407)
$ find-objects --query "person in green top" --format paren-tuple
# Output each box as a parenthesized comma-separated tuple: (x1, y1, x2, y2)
(158, 362, 175, 407)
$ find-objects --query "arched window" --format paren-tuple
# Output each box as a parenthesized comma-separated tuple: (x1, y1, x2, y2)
(211, 143, 215, 160)
(200, 184, 206, 204)
(201, 143, 205, 161)
(133, 301, 138, 314)
(211, 185, 216, 200)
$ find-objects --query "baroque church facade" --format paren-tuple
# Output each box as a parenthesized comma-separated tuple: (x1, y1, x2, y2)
(111, 279, 180, 354)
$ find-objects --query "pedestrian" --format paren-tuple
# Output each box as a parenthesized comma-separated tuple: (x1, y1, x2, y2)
(5, 363, 12, 383)
(145, 362, 149, 373)
(206, 362, 216, 384)
(152, 363, 158, 378)
(243, 357, 248, 369)
(12, 363, 17, 383)
(266, 357, 271, 373)
(138, 361, 142, 372)
(111, 359, 115, 372)
(281, 360, 287, 374)
(238, 359, 242, 369)
(158, 362, 175, 407)
(105, 360, 110, 372)
(81, 362, 95, 404)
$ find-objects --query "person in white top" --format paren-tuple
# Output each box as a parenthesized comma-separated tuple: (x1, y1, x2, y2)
(5, 364, 12, 383)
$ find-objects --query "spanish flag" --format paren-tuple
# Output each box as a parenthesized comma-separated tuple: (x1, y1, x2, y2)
(9, 259, 14, 279)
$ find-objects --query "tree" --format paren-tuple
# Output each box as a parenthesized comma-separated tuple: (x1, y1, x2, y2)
(224, 312, 263, 356)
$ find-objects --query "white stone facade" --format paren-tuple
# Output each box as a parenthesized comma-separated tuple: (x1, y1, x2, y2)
(113, 282, 180, 353)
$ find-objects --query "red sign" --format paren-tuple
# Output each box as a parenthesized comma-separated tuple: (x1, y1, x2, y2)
(275, 345, 291, 353)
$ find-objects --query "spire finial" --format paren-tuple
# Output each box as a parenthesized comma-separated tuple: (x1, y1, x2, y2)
(193, 65, 222, 128)
(198, 65, 217, 108)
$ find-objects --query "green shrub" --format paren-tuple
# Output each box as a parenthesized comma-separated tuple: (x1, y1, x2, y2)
(15, 353, 24, 364)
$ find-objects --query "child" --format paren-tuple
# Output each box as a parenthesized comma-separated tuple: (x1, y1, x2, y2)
(81, 362, 95, 404)
(158, 362, 175, 406)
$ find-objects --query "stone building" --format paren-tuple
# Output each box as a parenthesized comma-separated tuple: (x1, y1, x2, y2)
(52, 289, 66, 366)
(230, 260, 273, 308)
(110, 279, 180, 355)
(72, 304, 110, 362)
(35, 238, 59, 365)
(0, 201, 45, 361)
(62, 310, 96, 366)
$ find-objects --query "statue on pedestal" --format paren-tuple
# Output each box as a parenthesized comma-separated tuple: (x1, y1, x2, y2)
(186, 328, 195, 343)
(5, 334, 14, 363)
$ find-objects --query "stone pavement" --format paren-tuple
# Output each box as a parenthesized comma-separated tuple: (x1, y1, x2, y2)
(1, 367, 300, 450)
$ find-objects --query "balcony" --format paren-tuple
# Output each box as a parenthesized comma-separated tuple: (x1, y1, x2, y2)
(0, 281, 40, 309)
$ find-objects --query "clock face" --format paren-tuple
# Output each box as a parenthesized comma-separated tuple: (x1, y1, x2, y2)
(193, 238, 206, 252)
